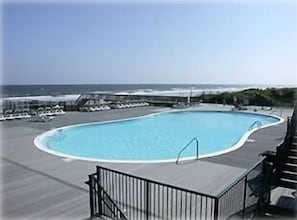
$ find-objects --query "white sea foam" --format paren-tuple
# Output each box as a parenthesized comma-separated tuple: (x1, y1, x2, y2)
(1, 84, 290, 104)
(116, 86, 254, 97)
(0, 94, 80, 103)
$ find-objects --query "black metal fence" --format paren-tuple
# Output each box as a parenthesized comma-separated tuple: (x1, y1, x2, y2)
(88, 173, 128, 219)
(216, 157, 272, 219)
(87, 160, 272, 220)
(88, 166, 218, 220)
(277, 105, 296, 153)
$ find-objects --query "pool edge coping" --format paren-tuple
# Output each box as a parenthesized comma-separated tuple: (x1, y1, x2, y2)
(33, 109, 285, 164)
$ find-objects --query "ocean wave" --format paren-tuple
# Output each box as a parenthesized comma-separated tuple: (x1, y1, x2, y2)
(0, 94, 80, 103)
(116, 86, 254, 97)
(1, 84, 285, 103)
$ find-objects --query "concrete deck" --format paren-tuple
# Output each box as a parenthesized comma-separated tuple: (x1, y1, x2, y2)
(0, 105, 292, 219)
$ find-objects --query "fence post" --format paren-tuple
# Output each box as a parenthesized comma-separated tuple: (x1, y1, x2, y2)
(96, 166, 102, 216)
(96, 166, 101, 182)
(258, 156, 272, 216)
(214, 197, 219, 220)
(242, 176, 248, 219)
(88, 175, 95, 218)
(196, 139, 199, 160)
(145, 181, 150, 220)
(287, 116, 290, 131)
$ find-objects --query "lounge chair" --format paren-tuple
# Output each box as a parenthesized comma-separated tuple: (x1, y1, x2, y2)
(103, 105, 110, 110)
(94, 106, 102, 111)
(115, 103, 121, 109)
(233, 102, 247, 111)
(44, 107, 53, 116)
(31, 114, 55, 122)
(13, 109, 23, 119)
(89, 106, 96, 112)
(0, 113, 6, 121)
(37, 107, 46, 116)
(56, 106, 65, 115)
(21, 109, 31, 119)
(4, 110, 15, 120)
(52, 105, 65, 115)
(79, 107, 89, 112)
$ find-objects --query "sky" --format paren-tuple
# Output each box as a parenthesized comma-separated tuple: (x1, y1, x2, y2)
(2, 0, 297, 85)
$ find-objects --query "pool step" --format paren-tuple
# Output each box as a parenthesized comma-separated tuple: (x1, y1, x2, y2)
(279, 178, 297, 189)
(93, 216, 113, 220)
(280, 163, 297, 173)
(289, 149, 297, 157)
(279, 170, 297, 181)
(291, 142, 297, 149)
(285, 155, 297, 164)
(265, 204, 296, 218)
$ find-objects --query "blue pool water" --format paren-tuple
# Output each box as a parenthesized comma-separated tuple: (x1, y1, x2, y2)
(36, 111, 281, 162)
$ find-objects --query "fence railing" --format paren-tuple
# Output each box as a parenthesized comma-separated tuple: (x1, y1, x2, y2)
(87, 174, 128, 220)
(274, 105, 297, 184)
(216, 157, 273, 219)
(88, 166, 218, 220)
(87, 159, 273, 220)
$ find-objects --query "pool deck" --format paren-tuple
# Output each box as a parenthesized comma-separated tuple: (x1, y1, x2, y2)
(0, 105, 293, 219)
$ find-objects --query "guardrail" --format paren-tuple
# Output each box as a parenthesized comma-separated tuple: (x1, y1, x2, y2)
(216, 157, 272, 219)
(88, 166, 217, 220)
(87, 160, 273, 220)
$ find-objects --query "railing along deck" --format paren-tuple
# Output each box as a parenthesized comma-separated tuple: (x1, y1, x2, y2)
(88, 174, 128, 219)
(87, 159, 271, 220)
(88, 166, 218, 220)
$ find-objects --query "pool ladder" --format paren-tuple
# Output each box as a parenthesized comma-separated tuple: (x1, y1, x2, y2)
(176, 137, 199, 164)
(249, 120, 262, 131)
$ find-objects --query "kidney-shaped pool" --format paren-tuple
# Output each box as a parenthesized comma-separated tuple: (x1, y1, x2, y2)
(34, 111, 282, 163)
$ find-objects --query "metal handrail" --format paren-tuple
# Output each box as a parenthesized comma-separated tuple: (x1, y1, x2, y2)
(93, 165, 216, 199)
(91, 165, 217, 220)
(176, 137, 199, 164)
(276, 105, 297, 153)
(249, 120, 262, 131)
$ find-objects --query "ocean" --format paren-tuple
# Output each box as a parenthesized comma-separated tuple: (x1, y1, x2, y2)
(0, 84, 283, 102)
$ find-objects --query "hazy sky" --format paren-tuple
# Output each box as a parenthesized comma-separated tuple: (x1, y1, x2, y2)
(2, 1, 297, 85)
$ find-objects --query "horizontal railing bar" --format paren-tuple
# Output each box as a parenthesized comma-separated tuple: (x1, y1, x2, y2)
(90, 157, 265, 202)
(217, 157, 265, 198)
(93, 165, 217, 199)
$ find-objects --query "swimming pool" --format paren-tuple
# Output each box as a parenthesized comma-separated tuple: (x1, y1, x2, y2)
(34, 111, 282, 163)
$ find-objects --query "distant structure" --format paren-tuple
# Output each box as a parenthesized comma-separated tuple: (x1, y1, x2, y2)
(0, 92, 200, 113)
(74, 93, 200, 110)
